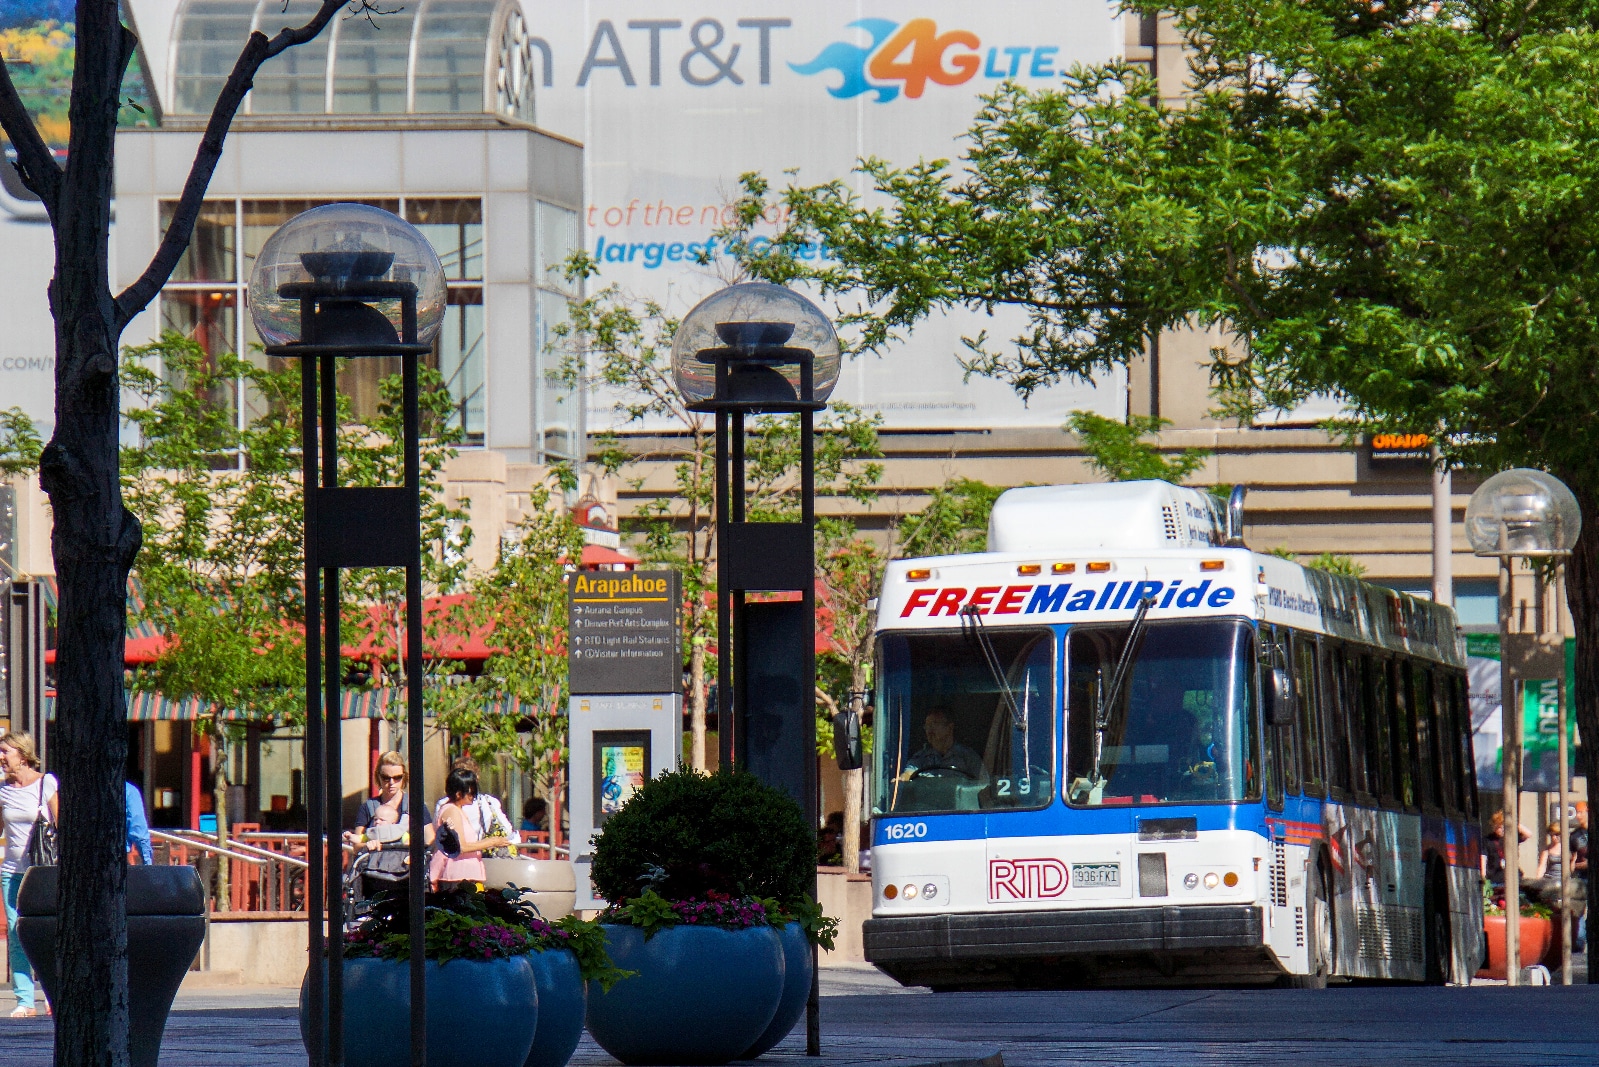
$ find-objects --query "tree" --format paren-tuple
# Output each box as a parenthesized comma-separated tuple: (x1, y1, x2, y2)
(813, 518, 888, 872)
(0, 5, 393, 1048)
(896, 477, 1005, 559)
(554, 263, 885, 774)
(120, 335, 305, 910)
(729, 3, 1599, 936)
(117, 333, 467, 907)
(552, 267, 720, 769)
(1, 408, 45, 477)
(430, 484, 584, 824)
(1068, 411, 1209, 485)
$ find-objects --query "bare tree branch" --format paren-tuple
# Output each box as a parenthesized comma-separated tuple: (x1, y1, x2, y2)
(0, 56, 62, 206)
(114, 0, 355, 327)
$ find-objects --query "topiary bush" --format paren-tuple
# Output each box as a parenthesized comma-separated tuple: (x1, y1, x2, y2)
(591, 769, 813, 906)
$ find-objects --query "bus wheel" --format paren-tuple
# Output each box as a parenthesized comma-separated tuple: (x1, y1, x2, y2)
(1281, 855, 1332, 989)
(1424, 867, 1452, 986)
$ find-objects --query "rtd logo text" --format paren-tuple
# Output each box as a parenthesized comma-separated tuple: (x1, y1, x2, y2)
(989, 858, 1069, 901)
(899, 580, 1236, 618)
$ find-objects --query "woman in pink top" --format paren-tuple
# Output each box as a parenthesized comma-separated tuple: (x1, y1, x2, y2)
(429, 766, 512, 890)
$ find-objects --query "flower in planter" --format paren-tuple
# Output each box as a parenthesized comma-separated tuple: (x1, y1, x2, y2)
(346, 882, 629, 986)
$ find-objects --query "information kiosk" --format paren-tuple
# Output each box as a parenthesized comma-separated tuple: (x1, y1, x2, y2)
(567, 570, 682, 909)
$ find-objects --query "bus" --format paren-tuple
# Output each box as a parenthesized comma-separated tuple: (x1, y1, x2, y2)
(863, 481, 1484, 989)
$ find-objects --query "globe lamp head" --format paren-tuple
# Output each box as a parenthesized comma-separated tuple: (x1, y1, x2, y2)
(670, 283, 840, 406)
(1465, 468, 1582, 558)
(248, 203, 446, 347)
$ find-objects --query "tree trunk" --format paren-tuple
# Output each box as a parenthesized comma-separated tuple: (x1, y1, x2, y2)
(40, 9, 140, 1064)
(212, 728, 231, 912)
(1555, 468, 1599, 982)
(690, 633, 707, 772)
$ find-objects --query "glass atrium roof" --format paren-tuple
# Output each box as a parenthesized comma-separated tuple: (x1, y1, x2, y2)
(170, 0, 535, 121)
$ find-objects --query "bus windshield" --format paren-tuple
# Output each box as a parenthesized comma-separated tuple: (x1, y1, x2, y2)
(1066, 619, 1258, 807)
(875, 628, 1055, 815)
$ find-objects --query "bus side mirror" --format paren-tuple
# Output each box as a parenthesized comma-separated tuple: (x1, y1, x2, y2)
(833, 708, 864, 771)
(1264, 668, 1295, 726)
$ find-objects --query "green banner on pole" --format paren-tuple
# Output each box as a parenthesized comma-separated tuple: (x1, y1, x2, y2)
(1521, 678, 1575, 756)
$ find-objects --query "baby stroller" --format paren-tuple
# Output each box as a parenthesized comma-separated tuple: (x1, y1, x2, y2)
(344, 824, 424, 931)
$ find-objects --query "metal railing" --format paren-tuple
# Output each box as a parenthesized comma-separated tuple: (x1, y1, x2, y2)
(149, 828, 570, 912)
(152, 829, 309, 914)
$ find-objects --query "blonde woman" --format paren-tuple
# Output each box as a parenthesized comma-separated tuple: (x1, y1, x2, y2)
(347, 752, 434, 900)
(1, 732, 57, 1017)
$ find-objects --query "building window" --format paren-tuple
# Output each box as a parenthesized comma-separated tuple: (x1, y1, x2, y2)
(534, 201, 580, 462)
(156, 197, 486, 446)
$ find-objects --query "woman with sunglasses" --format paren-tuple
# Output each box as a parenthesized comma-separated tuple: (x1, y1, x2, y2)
(347, 752, 433, 899)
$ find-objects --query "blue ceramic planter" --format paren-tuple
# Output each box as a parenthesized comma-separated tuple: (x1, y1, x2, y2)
(585, 924, 784, 1065)
(741, 922, 813, 1058)
(525, 948, 586, 1067)
(300, 956, 537, 1067)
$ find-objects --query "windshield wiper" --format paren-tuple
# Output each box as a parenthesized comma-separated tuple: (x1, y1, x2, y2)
(1077, 596, 1155, 799)
(959, 605, 1026, 732)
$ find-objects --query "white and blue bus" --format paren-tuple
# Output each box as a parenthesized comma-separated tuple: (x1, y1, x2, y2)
(864, 481, 1484, 988)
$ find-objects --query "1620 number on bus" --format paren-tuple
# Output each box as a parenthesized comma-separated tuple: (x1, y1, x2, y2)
(882, 821, 929, 841)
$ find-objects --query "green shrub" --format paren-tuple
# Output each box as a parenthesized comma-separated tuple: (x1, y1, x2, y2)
(591, 769, 814, 906)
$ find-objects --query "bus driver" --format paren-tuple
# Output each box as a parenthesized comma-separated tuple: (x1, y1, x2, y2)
(900, 709, 987, 783)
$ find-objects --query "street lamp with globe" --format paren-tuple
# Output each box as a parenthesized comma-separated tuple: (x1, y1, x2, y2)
(249, 203, 445, 1065)
(671, 282, 841, 1054)
(1465, 468, 1581, 986)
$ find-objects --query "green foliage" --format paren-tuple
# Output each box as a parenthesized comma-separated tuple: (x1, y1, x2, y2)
(1306, 554, 1367, 579)
(779, 893, 840, 953)
(896, 477, 1004, 559)
(590, 769, 815, 908)
(346, 883, 628, 981)
(721, 2, 1599, 492)
(1266, 546, 1364, 577)
(430, 483, 583, 788)
(0, 407, 43, 477)
(1067, 411, 1209, 484)
(120, 333, 469, 730)
(552, 914, 634, 991)
(120, 335, 307, 727)
(551, 259, 885, 772)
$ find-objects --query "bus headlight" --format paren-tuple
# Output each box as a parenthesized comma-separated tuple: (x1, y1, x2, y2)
(1203, 872, 1220, 890)
(1183, 873, 1199, 890)
(902, 883, 919, 900)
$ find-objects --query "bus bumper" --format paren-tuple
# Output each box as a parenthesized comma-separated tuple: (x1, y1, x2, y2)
(863, 904, 1277, 989)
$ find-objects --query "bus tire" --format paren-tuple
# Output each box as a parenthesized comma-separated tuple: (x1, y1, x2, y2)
(1424, 863, 1452, 986)
(1280, 854, 1333, 988)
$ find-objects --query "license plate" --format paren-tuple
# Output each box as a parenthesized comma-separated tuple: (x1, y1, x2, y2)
(1072, 863, 1121, 888)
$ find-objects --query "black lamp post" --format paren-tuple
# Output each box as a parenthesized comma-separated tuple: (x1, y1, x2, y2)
(251, 204, 447, 1067)
(671, 282, 841, 1054)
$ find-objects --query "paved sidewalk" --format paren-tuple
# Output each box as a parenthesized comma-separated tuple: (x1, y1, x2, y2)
(4, 966, 1597, 1066)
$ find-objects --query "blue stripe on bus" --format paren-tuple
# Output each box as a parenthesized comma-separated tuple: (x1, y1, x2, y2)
(874, 799, 1280, 846)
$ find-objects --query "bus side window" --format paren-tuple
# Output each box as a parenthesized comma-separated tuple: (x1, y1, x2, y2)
(1350, 654, 1374, 799)
(1439, 668, 1464, 819)
(1319, 643, 1347, 797)
(1413, 666, 1442, 811)
(1263, 627, 1286, 812)
(1326, 643, 1355, 798)
(1453, 673, 1480, 818)
(1392, 660, 1416, 810)
(1368, 657, 1395, 805)
(1293, 634, 1321, 797)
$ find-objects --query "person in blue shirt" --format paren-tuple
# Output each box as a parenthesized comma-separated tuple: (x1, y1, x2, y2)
(125, 781, 153, 864)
